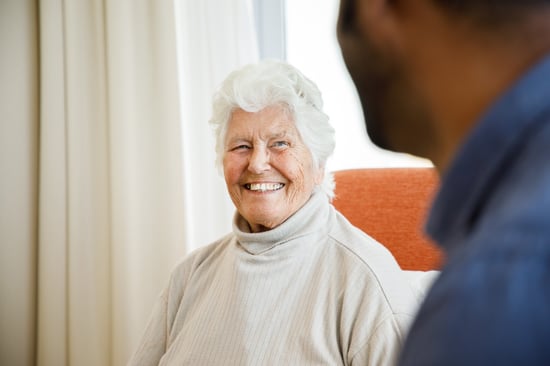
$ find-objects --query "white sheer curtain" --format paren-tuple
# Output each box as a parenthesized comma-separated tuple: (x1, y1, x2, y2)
(175, 0, 259, 251)
(0, 0, 257, 365)
(285, 0, 433, 171)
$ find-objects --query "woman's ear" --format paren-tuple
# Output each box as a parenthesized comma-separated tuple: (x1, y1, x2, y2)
(315, 166, 325, 186)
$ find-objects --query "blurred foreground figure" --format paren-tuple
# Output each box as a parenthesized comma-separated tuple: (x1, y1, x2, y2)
(337, 1, 550, 365)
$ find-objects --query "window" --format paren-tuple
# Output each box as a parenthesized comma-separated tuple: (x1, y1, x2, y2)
(254, 0, 432, 171)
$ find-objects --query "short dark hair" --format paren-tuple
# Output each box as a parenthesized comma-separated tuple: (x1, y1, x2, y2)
(434, 0, 550, 27)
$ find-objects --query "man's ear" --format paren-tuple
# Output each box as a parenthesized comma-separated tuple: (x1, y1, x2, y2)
(338, 0, 404, 47)
(337, 0, 357, 36)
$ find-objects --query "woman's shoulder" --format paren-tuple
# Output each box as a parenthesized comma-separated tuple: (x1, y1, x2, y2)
(326, 210, 420, 312)
(162, 232, 236, 305)
(171, 232, 235, 276)
(328, 210, 397, 266)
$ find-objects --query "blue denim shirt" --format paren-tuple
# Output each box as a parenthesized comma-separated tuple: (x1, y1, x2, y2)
(399, 54, 550, 365)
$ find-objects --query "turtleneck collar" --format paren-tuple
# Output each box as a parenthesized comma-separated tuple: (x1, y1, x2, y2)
(232, 189, 330, 255)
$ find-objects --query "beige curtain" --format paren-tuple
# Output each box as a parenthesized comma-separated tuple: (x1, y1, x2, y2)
(1, 1, 40, 365)
(2, 0, 186, 364)
(1, 0, 259, 364)
(39, 0, 188, 364)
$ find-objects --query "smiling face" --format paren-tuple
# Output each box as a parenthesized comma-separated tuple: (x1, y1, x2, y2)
(223, 105, 323, 233)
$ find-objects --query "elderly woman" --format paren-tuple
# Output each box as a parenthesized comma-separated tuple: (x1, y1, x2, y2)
(128, 60, 420, 365)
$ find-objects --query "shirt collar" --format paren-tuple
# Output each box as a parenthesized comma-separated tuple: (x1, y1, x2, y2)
(427, 52, 550, 251)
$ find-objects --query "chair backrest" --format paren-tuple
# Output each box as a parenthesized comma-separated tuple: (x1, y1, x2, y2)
(332, 168, 444, 271)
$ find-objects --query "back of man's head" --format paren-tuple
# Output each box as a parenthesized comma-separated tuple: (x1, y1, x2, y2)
(434, 0, 550, 28)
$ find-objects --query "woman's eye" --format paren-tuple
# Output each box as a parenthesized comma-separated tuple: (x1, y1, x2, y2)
(234, 144, 251, 150)
(272, 141, 290, 148)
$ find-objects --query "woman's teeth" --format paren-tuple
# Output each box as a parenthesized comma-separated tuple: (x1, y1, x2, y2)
(246, 183, 284, 192)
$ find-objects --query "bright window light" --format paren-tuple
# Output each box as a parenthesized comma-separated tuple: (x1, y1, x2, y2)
(284, 0, 433, 171)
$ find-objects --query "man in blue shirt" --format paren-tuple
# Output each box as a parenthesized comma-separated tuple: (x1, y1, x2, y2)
(337, 1, 550, 364)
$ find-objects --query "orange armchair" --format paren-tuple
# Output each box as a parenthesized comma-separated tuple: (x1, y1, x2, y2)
(332, 168, 444, 271)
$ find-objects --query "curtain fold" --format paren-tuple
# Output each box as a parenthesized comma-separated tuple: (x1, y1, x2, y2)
(104, 1, 188, 363)
(1, 0, 258, 365)
(0, 1, 39, 365)
(38, 1, 110, 365)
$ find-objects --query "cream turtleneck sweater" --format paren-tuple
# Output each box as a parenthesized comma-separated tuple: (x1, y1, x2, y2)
(128, 190, 421, 365)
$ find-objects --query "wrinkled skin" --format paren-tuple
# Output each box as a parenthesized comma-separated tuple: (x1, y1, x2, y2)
(223, 105, 323, 233)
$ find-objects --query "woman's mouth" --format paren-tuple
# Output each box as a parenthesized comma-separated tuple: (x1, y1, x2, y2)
(244, 183, 285, 192)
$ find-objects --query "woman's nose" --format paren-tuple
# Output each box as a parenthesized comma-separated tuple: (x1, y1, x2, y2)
(248, 147, 270, 173)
